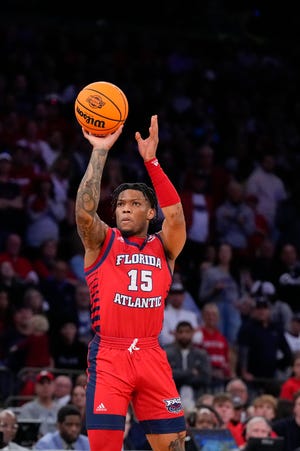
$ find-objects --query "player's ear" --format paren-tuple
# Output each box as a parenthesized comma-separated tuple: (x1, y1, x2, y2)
(147, 208, 156, 221)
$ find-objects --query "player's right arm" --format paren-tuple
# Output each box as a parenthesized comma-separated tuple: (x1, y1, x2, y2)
(75, 126, 123, 265)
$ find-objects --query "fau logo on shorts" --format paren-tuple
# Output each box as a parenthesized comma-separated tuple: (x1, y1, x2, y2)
(164, 397, 183, 414)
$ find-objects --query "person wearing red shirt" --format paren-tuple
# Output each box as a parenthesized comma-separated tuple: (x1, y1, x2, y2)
(198, 302, 232, 384)
(280, 353, 300, 401)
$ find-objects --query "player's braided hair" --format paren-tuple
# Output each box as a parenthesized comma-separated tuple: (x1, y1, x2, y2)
(111, 182, 158, 224)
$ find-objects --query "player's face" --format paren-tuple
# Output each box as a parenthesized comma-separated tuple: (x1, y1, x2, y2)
(115, 189, 155, 236)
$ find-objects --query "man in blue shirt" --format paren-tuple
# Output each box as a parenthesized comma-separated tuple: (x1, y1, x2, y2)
(34, 404, 90, 450)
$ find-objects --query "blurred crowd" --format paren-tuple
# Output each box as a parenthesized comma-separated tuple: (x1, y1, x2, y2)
(1, 6, 300, 450)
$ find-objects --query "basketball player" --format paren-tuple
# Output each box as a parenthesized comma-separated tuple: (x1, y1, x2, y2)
(75, 115, 187, 451)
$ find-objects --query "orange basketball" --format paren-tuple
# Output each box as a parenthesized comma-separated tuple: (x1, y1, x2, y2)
(74, 81, 129, 136)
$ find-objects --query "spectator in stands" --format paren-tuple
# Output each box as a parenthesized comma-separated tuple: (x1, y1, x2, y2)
(186, 404, 223, 429)
(18, 370, 60, 437)
(32, 239, 60, 281)
(72, 283, 93, 346)
(272, 390, 300, 451)
(237, 296, 292, 390)
(245, 152, 287, 238)
(53, 375, 73, 408)
(25, 174, 66, 253)
(164, 320, 212, 410)
(0, 151, 26, 251)
(274, 243, 300, 313)
(250, 237, 277, 283)
(245, 193, 270, 260)
(8, 313, 53, 370)
(251, 394, 278, 422)
(285, 314, 300, 354)
(160, 280, 201, 347)
(198, 302, 233, 385)
(170, 271, 202, 323)
(240, 416, 273, 450)
(226, 378, 250, 423)
(0, 233, 39, 285)
(215, 179, 256, 262)
(275, 176, 300, 253)
(69, 384, 86, 435)
(179, 167, 215, 299)
(199, 243, 242, 346)
(22, 287, 49, 316)
(0, 408, 29, 451)
(280, 353, 300, 401)
(191, 144, 230, 208)
(33, 404, 90, 450)
(250, 280, 293, 332)
(39, 259, 76, 330)
(50, 318, 88, 371)
(0, 288, 14, 338)
(0, 260, 25, 307)
(212, 392, 243, 445)
(1, 306, 34, 371)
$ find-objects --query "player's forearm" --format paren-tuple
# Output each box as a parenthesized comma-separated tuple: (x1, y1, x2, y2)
(76, 148, 109, 220)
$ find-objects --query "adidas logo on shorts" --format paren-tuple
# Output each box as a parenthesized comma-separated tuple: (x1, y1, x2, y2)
(96, 402, 107, 412)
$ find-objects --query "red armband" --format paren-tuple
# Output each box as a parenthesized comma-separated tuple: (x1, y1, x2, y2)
(144, 158, 180, 208)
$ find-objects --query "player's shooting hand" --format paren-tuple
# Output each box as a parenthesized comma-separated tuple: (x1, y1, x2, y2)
(135, 114, 159, 162)
(82, 125, 124, 152)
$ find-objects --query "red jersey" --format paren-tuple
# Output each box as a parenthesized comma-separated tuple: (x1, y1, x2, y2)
(199, 326, 231, 377)
(280, 377, 300, 401)
(85, 227, 172, 339)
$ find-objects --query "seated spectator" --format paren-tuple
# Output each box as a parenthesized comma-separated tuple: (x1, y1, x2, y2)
(0, 288, 14, 339)
(212, 392, 243, 446)
(69, 384, 87, 436)
(240, 416, 274, 450)
(165, 321, 212, 410)
(236, 296, 292, 391)
(32, 238, 60, 281)
(171, 271, 202, 324)
(272, 390, 300, 451)
(18, 370, 60, 438)
(226, 377, 250, 423)
(25, 174, 66, 253)
(251, 394, 278, 423)
(0, 260, 25, 307)
(53, 375, 73, 408)
(33, 404, 90, 450)
(0, 151, 26, 251)
(0, 233, 39, 285)
(199, 243, 242, 346)
(0, 408, 29, 451)
(22, 287, 50, 315)
(39, 259, 77, 330)
(50, 318, 88, 371)
(215, 179, 256, 261)
(280, 352, 300, 401)
(198, 302, 233, 383)
(160, 280, 200, 347)
(72, 283, 93, 346)
(274, 243, 300, 313)
(285, 314, 300, 354)
(250, 280, 293, 332)
(186, 404, 223, 429)
(8, 313, 53, 370)
(1, 306, 34, 372)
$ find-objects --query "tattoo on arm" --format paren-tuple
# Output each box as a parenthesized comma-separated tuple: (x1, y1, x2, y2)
(76, 149, 108, 219)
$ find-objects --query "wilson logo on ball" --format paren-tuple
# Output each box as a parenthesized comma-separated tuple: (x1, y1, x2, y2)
(76, 105, 105, 129)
